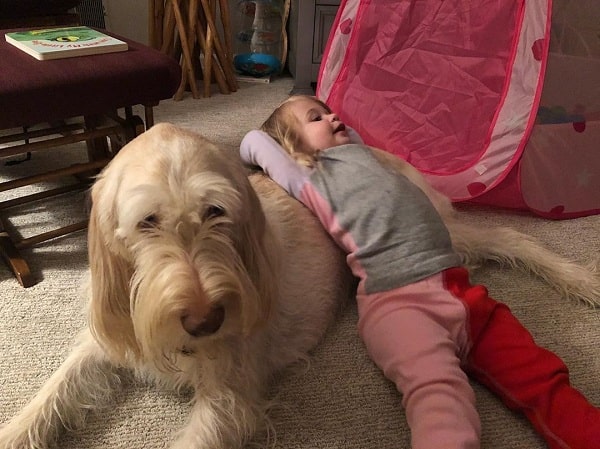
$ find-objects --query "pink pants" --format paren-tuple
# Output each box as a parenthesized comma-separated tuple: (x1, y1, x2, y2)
(357, 267, 600, 449)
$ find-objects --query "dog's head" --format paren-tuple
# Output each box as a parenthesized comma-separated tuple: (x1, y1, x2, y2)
(87, 123, 278, 370)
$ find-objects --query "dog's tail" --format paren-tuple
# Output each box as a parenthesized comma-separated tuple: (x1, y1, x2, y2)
(448, 221, 600, 308)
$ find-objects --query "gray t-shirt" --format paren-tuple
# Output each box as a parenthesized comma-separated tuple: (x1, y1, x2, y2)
(241, 131, 461, 294)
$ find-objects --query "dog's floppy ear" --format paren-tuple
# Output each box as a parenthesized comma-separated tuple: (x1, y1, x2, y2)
(87, 177, 140, 364)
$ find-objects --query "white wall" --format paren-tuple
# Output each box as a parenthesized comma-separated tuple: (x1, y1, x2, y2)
(103, 0, 149, 45)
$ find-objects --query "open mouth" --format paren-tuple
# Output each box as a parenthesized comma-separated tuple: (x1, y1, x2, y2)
(334, 123, 346, 133)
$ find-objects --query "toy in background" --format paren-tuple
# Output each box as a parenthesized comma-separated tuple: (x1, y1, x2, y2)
(536, 106, 589, 126)
(233, 0, 288, 77)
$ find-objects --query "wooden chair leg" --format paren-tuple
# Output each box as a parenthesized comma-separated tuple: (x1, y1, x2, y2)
(0, 219, 33, 288)
(85, 114, 112, 162)
(0, 110, 147, 287)
(145, 105, 156, 128)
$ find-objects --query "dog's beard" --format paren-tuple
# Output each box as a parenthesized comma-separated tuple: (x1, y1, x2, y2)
(128, 230, 258, 372)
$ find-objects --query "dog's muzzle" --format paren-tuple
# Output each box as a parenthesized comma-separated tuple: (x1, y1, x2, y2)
(181, 305, 225, 337)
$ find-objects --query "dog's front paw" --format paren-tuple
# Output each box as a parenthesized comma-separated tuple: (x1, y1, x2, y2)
(168, 394, 266, 449)
(170, 432, 229, 449)
(0, 421, 48, 449)
(170, 425, 244, 449)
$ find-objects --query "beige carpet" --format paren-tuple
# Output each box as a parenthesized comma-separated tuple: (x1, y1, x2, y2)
(1, 76, 599, 449)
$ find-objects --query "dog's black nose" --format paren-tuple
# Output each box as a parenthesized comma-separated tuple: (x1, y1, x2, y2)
(181, 305, 225, 337)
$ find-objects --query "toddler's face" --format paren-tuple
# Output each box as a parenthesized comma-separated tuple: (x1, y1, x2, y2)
(288, 98, 351, 155)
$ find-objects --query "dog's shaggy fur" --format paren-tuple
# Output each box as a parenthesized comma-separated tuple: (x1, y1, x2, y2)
(0, 123, 598, 449)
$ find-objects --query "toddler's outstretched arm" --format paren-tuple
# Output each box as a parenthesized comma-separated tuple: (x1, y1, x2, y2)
(240, 130, 311, 200)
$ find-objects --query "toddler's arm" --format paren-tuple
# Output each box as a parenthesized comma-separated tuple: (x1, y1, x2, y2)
(240, 130, 311, 199)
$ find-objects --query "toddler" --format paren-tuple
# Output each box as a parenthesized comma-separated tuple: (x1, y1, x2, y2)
(240, 95, 600, 449)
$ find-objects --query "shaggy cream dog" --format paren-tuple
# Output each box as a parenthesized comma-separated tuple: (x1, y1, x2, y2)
(0, 123, 597, 449)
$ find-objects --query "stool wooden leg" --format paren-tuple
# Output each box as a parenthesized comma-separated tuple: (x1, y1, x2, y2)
(85, 114, 112, 162)
(127, 115, 146, 141)
(144, 105, 156, 128)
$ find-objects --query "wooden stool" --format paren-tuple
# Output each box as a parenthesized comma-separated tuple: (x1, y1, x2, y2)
(0, 28, 181, 287)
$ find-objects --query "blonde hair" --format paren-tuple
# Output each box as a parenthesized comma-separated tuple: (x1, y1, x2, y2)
(260, 95, 332, 168)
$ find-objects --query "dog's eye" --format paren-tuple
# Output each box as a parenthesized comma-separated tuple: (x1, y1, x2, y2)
(138, 214, 159, 229)
(203, 205, 225, 221)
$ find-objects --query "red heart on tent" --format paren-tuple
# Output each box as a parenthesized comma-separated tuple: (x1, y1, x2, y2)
(572, 121, 586, 133)
(531, 39, 544, 61)
(340, 18, 353, 35)
(467, 182, 487, 196)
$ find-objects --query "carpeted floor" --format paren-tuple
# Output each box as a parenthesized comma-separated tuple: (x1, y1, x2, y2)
(1, 75, 598, 448)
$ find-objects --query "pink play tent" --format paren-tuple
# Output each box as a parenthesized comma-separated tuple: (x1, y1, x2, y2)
(317, 0, 600, 219)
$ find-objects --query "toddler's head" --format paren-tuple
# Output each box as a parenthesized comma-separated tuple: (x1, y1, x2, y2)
(260, 95, 350, 167)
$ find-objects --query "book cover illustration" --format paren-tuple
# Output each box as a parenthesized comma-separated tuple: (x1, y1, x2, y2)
(5, 26, 128, 61)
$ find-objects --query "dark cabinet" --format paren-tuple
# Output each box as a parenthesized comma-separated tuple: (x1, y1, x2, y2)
(289, 0, 340, 93)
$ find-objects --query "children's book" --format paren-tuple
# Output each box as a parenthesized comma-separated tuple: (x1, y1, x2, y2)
(4, 26, 128, 61)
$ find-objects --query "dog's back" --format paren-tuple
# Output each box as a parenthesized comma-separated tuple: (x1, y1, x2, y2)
(249, 173, 353, 370)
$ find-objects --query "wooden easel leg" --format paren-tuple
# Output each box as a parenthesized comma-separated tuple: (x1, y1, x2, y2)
(172, 0, 201, 99)
(200, 0, 237, 92)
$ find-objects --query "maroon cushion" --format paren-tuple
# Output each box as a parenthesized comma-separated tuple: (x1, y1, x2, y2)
(0, 28, 182, 129)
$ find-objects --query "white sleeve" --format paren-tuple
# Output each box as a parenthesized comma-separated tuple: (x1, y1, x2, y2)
(240, 130, 311, 199)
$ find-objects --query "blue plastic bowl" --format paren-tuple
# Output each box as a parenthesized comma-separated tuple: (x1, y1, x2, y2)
(234, 53, 281, 77)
